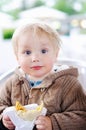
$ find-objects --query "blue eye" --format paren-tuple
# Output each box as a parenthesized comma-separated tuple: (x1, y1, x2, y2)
(41, 49, 48, 54)
(25, 50, 31, 55)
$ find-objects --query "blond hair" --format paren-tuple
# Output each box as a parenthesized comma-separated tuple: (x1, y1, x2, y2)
(12, 21, 61, 57)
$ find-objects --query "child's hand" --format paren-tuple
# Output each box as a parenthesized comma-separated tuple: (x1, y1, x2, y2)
(2, 115, 15, 130)
(35, 115, 52, 130)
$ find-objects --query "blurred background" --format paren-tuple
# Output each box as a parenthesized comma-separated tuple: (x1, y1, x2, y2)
(0, 0, 86, 75)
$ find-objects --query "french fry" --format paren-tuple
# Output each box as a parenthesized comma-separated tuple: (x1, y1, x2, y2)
(15, 101, 27, 112)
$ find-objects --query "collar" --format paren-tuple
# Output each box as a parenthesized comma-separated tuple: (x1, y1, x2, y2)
(29, 80, 42, 87)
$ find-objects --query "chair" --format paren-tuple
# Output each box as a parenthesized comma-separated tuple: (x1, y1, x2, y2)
(0, 68, 15, 85)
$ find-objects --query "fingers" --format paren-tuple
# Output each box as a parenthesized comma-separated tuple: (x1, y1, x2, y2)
(35, 116, 52, 130)
(35, 119, 45, 129)
(35, 116, 45, 130)
(3, 115, 15, 130)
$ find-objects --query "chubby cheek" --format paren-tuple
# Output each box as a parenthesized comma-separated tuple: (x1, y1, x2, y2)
(17, 58, 30, 71)
(21, 63, 30, 73)
(46, 54, 57, 65)
(45, 58, 56, 71)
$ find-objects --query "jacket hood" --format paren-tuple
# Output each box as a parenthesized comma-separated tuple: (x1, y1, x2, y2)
(51, 64, 78, 78)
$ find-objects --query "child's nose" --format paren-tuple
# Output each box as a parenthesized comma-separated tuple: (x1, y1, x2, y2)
(32, 54, 39, 62)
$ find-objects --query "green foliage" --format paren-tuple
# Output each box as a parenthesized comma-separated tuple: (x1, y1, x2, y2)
(2, 28, 15, 39)
(80, 29, 86, 34)
(8, 9, 21, 20)
(53, 0, 79, 15)
(0, 0, 86, 16)
(31, 0, 45, 8)
(80, 1, 86, 13)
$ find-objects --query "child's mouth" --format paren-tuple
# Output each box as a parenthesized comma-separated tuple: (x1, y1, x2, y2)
(31, 66, 42, 70)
